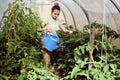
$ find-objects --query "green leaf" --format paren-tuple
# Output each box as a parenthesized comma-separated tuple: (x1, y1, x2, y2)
(84, 58, 88, 62)
(78, 72, 89, 79)
(71, 65, 79, 78)
(18, 74, 24, 80)
(103, 65, 109, 73)
(79, 46, 85, 54)
(99, 74, 106, 80)
(40, 76, 46, 80)
(108, 43, 113, 50)
(110, 64, 117, 73)
(95, 45, 98, 51)
(90, 68, 100, 78)
(101, 42, 106, 50)
(74, 48, 80, 56)
(0, 74, 8, 80)
(80, 61, 86, 68)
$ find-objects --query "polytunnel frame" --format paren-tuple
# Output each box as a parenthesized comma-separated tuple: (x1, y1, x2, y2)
(31, 0, 120, 30)
(73, 0, 90, 24)
(58, 0, 91, 30)
(73, 0, 120, 32)
(110, 0, 120, 13)
(58, 0, 77, 30)
(1, 0, 120, 29)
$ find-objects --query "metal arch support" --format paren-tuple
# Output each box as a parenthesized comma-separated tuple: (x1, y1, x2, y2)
(110, 0, 120, 13)
(58, 0, 77, 30)
(73, 0, 90, 24)
(61, 9, 67, 25)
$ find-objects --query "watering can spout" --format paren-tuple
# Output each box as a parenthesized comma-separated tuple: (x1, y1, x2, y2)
(55, 46, 65, 50)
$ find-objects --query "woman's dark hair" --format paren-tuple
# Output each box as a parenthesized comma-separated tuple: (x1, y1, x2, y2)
(51, 3, 60, 12)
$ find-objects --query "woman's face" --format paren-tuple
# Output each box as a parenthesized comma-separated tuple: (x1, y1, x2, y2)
(51, 9, 60, 20)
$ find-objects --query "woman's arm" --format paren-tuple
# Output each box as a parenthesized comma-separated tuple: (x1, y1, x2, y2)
(37, 23, 49, 32)
(59, 22, 73, 34)
(37, 23, 53, 33)
(37, 27, 47, 32)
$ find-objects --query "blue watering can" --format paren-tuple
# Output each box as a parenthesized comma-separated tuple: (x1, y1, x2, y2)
(42, 31, 65, 52)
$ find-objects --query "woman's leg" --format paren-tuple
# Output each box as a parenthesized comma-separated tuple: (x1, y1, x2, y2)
(53, 63, 62, 79)
(43, 48, 62, 79)
(51, 52, 62, 79)
(42, 48, 51, 69)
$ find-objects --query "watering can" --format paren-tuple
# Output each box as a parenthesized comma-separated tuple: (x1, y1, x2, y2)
(42, 31, 65, 52)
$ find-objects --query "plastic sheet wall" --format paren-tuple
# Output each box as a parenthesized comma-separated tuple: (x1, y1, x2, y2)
(0, 0, 120, 33)
(0, 0, 120, 48)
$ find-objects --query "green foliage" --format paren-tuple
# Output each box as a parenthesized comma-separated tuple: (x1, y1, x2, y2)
(70, 40, 120, 80)
(0, 0, 57, 79)
(55, 22, 120, 80)
(0, 0, 120, 80)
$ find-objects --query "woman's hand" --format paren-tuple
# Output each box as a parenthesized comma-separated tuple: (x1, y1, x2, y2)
(65, 30, 73, 34)
(37, 28, 42, 32)
(37, 27, 47, 32)
(68, 30, 73, 34)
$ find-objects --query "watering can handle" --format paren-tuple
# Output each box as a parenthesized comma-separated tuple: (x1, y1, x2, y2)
(44, 31, 48, 36)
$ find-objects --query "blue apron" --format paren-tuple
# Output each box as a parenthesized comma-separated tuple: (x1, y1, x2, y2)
(42, 31, 65, 52)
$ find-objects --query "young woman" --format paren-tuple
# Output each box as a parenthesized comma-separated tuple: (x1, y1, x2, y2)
(37, 3, 72, 79)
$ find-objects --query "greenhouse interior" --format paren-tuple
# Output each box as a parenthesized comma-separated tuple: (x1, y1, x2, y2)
(0, 0, 120, 80)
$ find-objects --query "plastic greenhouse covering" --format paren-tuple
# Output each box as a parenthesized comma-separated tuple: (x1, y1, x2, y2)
(0, 0, 120, 48)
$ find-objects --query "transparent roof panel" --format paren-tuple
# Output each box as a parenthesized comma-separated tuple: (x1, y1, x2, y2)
(0, 0, 120, 33)
(0, 0, 13, 21)
(59, 0, 88, 30)
(69, 0, 120, 33)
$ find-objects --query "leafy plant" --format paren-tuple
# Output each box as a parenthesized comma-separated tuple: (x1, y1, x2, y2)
(55, 22, 120, 80)
(0, 0, 120, 80)
(68, 22, 120, 80)
(0, 0, 57, 79)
